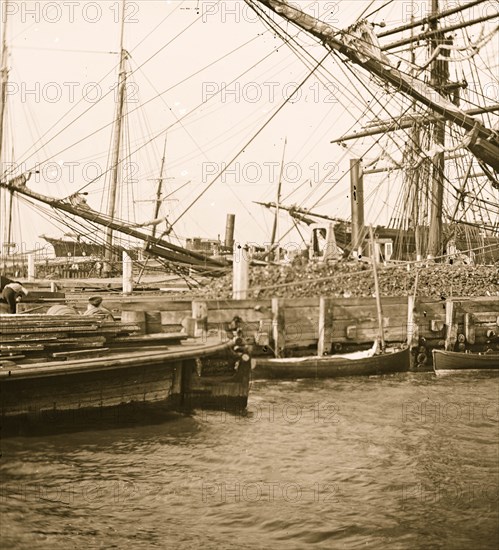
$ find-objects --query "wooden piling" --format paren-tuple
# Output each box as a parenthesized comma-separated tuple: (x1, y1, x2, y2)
(464, 312, 476, 345)
(272, 297, 285, 357)
(407, 294, 419, 348)
(350, 159, 364, 258)
(444, 300, 457, 351)
(192, 301, 208, 338)
(232, 245, 249, 300)
(318, 296, 333, 355)
(122, 251, 133, 295)
(28, 253, 36, 281)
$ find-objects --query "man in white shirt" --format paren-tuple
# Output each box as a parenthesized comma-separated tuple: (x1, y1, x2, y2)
(1, 282, 29, 314)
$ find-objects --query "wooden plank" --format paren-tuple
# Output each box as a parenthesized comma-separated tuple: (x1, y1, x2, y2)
(282, 297, 320, 308)
(0, 325, 100, 334)
(207, 308, 273, 324)
(116, 300, 192, 312)
(97, 324, 141, 332)
(207, 299, 271, 310)
(413, 300, 447, 312)
(284, 339, 318, 349)
(326, 296, 407, 307)
(331, 303, 409, 320)
(0, 319, 102, 328)
(330, 327, 407, 344)
(458, 297, 499, 313)
(323, 317, 408, 334)
(1, 315, 85, 321)
(0, 344, 45, 351)
(46, 336, 106, 344)
(283, 307, 320, 322)
(110, 333, 187, 345)
(21, 291, 65, 300)
(44, 343, 106, 352)
(16, 304, 64, 314)
(459, 312, 499, 324)
(51, 348, 110, 358)
(0, 335, 61, 343)
(0, 354, 25, 361)
(285, 332, 319, 345)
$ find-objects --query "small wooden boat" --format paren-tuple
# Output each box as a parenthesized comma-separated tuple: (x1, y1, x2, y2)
(252, 342, 410, 379)
(0, 314, 251, 434)
(432, 349, 499, 374)
(253, 227, 410, 380)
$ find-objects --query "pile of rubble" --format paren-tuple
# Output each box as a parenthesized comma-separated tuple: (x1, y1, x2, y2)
(195, 261, 499, 300)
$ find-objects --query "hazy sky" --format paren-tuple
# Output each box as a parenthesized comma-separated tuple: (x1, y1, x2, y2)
(1, 0, 497, 254)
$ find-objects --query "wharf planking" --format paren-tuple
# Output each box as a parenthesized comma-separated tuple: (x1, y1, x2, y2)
(149, 295, 498, 370)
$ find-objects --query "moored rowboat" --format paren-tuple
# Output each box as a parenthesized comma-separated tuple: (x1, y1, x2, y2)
(252, 344, 410, 379)
(432, 349, 499, 374)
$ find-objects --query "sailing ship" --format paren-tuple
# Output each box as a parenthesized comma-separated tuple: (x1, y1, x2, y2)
(249, 0, 498, 266)
(0, 1, 252, 434)
(40, 234, 107, 258)
(0, 0, 233, 280)
(1, 0, 497, 276)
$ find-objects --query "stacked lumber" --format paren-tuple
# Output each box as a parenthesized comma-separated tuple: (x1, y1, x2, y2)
(0, 314, 141, 364)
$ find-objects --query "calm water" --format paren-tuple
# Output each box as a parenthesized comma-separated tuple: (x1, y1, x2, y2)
(1, 372, 498, 550)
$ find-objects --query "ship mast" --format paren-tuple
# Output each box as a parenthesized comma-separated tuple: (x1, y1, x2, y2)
(0, 0, 11, 260)
(408, 1, 423, 261)
(269, 137, 287, 260)
(427, 0, 449, 260)
(105, 0, 127, 261)
(0, 0, 8, 161)
(151, 134, 168, 240)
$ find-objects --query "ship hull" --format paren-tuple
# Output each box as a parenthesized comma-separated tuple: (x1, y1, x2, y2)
(0, 340, 250, 435)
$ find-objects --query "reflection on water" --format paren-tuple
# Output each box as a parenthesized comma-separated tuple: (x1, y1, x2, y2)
(1, 372, 498, 549)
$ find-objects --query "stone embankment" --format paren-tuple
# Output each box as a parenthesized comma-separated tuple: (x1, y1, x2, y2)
(196, 262, 499, 300)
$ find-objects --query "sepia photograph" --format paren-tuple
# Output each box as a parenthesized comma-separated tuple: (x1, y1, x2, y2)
(0, 1, 498, 548)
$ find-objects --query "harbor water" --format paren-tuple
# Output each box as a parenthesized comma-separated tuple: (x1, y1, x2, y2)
(1, 372, 498, 549)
